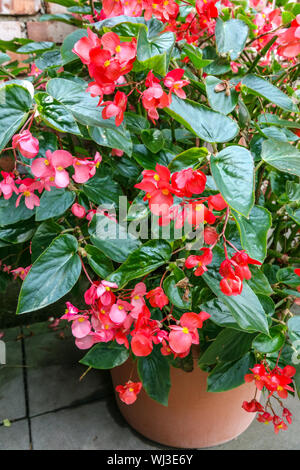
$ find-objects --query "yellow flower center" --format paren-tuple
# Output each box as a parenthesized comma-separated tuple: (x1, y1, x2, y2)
(182, 327, 189, 334)
(129, 388, 134, 392)
(105, 286, 111, 291)
(115, 45, 121, 53)
(104, 60, 111, 67)
(44, 159, 50, 166)
(162, 189, 169, 196)
(195, 205, 202, 212)
(118, 305, 124, 310)
(153, 174, 160, 181)
(57, 166, 64, 171)
(24, 190, 31, 197)
(134, 295, 140, 300)
(104, 324, 109, 330)
(78, 318, 85, 323)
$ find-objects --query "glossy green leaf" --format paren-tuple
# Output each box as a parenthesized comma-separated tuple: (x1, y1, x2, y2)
(136, 25, 175, 75)
(205, 76, 238, 115)
(206, 353, 255, 392)
(165, 95, 239, 143)
(286, 206, 300, 225)
(287, 316, 300, 343)
(168, 147, 208, 172)
(137, 345, 171, 406)
(232, 205, 272, 262)
(199, 328, 255, 366)
(0, 194, 34, 227)
(108, 240, 172, 288)
(31, 220, 63, 262)
(242, 74, 299, 113)
(141, 129, 164, 154)
(182, 44, 213, 68)
(277, 267, 300, 287)
(88, 214, 141, 263)
(85, 245, 114, 279)
(258, 113, 300, 130)
(286, 181, 300, 202)
(200, 298, 243, 331)
(211, 146, 254, 217)
(89, 126, 132, 157)
(253, 326, 285, 353)
(17, 41, 55, 54)
(0, 83, 32, 150)
(35, 188, 75, 221)
(17, 234, 81, 314)
(0, 225, 35, 244)
(80, 342, 129, 369)
(82, 168, 123, 207)
(215, 18, 249, 60)
(202, 272, 269, 335)
(0, 53, 10, 65)
(34, 92, 81, 135)
(261, 139, 300, 177)
(247, 267, 273, 295)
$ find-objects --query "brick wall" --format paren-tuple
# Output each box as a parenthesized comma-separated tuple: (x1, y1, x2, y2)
(0, 1, 76, 44)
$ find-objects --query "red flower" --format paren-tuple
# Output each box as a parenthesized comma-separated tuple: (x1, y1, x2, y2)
(185, 248, 213, 276)
(171, 168, 206, 197)
(203, 226, 218, 245)
(146, 287, 169, 310)
(102, 91, 127, 126)
(231, 251, 262, 281)
(282, 407, 293, 424)
(115, 380, 142, 405)
(164, 68, 190, 99)
(257, 412, 273, 424)
(242, 399, 264, 413)
(168, 311, 210, 355)
(277, 15, 300, 59)
(142, 72, 170, 122)
(219, 259, 243, 296)
(244, 363, 268, 391)
(273, 416, 288, 434)
(207, 193, 227, 211)
(72, 28, 101, 65)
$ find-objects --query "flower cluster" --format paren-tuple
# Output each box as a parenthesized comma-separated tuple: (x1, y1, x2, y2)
(1, 129, 101, 210)
(243, 362, 296, 434)
(101, 0, 179, 23)
(62, 279, 210, 403)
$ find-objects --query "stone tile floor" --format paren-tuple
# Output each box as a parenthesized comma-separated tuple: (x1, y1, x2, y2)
(0, 321, 299, 450)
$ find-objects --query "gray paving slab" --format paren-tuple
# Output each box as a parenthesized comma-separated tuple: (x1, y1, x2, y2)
(0, 420, 30, 450)
(0, 327, 26, 422)
(30, 397, 161, 450)
(24, 322, 112, 416)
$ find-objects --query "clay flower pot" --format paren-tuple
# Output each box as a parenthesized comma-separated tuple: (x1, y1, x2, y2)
(111, 358, 260, 449)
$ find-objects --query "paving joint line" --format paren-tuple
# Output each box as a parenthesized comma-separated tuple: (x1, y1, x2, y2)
(20, 326, 33, 450)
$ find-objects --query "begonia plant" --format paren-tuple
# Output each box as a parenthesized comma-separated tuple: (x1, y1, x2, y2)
(0, 0, 299, 435)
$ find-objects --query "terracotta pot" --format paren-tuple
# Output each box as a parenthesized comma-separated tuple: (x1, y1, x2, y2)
(111, 358, 260, 449)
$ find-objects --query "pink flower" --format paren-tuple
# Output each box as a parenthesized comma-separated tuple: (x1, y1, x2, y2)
(169, 311, 210, 354)
(61, 302, 79, 321)
(109, 300, 132, 324)
(11, 266, 31, 280)
(185, 248, 213, 276)
(16, 179, 41, 210)
(115, 380, 142, 405)
(71, 203, 86, 218)
(130, 282, 147, 319)
(0, 172, 18, 200)
(72, 152, 101, 184)
(31, 150, 74, 188)
(71, 315, 91, 338)
(72, 28, 101, 65)
(102, 91, 127, 127)
(164, 68, 190, 99)
(111, 148, 124, 157)
(12, 130, 39, 159)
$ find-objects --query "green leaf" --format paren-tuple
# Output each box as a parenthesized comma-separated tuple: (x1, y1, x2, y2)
(124, 112, 150, 133)
(135, 25, 175, 75)
(163, 267, 191, 310)
(165, 95, 239, 143)
(168, 147, 208, 172)
(261, 139, 300, 177)
(34, 92, 81, 135)
(215, 18, 249, 60)
(287, 316, 300, 343)
(88, 214, 141, 263)
(82, 168, 123, 207)
(35, 188, 75, 221)
(17, 234, 81, 314)
(199, 328, 255, 366)
(210, 146, 254, 217)
(141, 129, 164, 154)
(0, 194, 34, 227)
(201, 298, 243, 331)
(286, 206, 300, 225)
(258, 113, 300, 130)
(205, 76, 238, 115)
(89, 125, 132, 157)
(202, 272, 269, 335)
(80, 342, 129, 369)
(232, 205, 272, 262)
(182, 44, 213, 68)
(247, 267, 273, 295)
(108, 240, 172, 289)
(31, 220, 63, 262)
(253, 325, 285, 354)
(16, 41, 55, 54)
(257, 294, 275, 317)
(85, 244, 114, 279)
(61, 29, 87, 64)
(0, 225, 35, 244)
(206, 353, 255, 392)
(35, 50, 63, 70)
(286, 181, 300, 202)
(0, 53, 10, 65)
(0, 83, 32, 151)
(137, 345, 171, 406)
(277, 267, 300, 288)
(242, 74, 298, 113)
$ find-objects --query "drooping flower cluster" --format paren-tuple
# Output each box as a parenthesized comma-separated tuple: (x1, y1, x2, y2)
(101, 0, 179, 23)
(219, 251, 262, 296)
(243, 362, 296, 434)
(62, 278, 210, 404)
